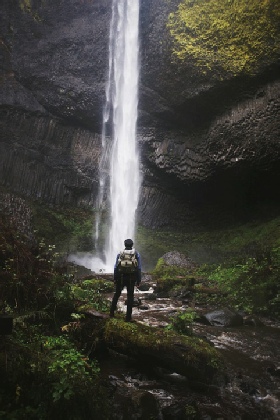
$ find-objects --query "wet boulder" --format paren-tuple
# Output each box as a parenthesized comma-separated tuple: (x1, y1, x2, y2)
(203, 308, 243, 327)
(137, 283, 151, 291)
(162, 251, 197, 270)
(139, 304, 150, 310)
(108, 377, 159, 420)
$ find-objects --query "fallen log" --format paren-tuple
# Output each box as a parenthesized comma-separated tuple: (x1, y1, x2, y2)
(103, 318, 224, 385)
(77, 273, 114, 282)
(191, 286, 228, 295)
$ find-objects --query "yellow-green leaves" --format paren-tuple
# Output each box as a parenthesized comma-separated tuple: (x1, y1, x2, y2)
(168, 0, 280, 77)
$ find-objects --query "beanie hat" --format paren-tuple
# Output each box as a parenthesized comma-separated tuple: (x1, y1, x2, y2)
(124, 238, 133, 249)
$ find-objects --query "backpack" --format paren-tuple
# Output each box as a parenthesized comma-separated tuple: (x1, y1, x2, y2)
(117, 248, 138, 274)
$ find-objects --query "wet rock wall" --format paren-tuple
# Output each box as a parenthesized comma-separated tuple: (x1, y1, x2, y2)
(0, 108, 101, 206)
(0, 0, 280, 228)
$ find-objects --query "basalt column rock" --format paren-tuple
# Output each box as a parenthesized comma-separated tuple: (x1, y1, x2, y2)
(138, 78, 280, 227)
(0, 109, 101, 206)
(138, 0, 280, 227)
(0, 0, 108, 207)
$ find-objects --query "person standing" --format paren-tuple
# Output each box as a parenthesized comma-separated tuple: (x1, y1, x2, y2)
(109, 239, 141, 322)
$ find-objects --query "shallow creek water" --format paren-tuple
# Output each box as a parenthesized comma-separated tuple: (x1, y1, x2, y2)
(100, 285, 280, 419)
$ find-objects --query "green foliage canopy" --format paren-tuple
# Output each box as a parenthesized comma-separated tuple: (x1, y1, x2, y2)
(168, 0, 280, 76)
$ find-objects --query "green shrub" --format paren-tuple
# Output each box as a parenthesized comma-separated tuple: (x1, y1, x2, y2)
(166, 310, 196, 336)
(0, 214, 70, 313)
(0, 326, 107, 420)
(207, 247, 280, 316)
(72, 279, 112, 313)
(44, 336, 100, 402)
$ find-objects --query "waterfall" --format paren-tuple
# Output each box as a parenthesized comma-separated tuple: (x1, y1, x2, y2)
(95, 0, 141, 270)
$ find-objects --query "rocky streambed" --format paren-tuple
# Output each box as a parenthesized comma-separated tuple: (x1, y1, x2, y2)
(96, 277, 280, 419)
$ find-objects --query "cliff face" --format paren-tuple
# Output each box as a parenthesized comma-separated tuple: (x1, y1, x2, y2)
(0, 0, 109, 207)
(1, 0, 280, 229)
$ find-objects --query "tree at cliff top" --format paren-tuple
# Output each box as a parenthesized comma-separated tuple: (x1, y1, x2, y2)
(168, 0, 280, 77)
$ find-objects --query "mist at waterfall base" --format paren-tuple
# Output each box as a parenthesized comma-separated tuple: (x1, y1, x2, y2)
(68, 252, 109, 273)
(69, 0, 140, 274)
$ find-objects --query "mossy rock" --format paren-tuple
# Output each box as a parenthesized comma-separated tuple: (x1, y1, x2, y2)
(168, 0, 280, 77)
(153, 257, 199, 294)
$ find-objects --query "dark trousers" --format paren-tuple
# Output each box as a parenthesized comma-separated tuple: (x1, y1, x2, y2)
(110, 275, 136, 320)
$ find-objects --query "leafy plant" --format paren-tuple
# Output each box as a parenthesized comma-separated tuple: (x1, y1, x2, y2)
(64, 279, 112, 313)
(166, 309, 196, 336)
(44, 335, 100, 402)
(0, 214, 69, 312)
(0, 325, 107, 419)
(206, 247, 280, 316)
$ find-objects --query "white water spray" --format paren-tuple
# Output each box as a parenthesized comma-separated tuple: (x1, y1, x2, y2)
(94, 0, 141, 271)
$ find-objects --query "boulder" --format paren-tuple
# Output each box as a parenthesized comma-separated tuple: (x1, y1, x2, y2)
(162, 251, 197, 270)
(203, 308, 243, 327)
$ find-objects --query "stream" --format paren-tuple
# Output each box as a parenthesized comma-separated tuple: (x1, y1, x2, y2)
(99, 278, 280, 419)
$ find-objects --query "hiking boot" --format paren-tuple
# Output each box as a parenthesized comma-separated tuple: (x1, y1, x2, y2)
(125, 317, 132, 322)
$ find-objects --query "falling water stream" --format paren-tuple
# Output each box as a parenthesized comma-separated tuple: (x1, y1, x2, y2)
(70, 0, 140, 272)
(95, 0, 140, 270)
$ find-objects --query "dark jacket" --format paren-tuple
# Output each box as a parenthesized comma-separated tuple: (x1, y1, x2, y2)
(114, 248, 142, 284)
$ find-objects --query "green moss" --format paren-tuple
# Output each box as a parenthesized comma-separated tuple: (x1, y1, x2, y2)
(104, 318, 223, 373)
(168, 0, 280, 77)
(19, 0, 32, 13)
(32, 204, 95, 253)
(19, 0, 42, 21)
(199, 247, 280, 316)
(152, 258, 196, 293)
(138, 216, 280, 317)
(137, 215, 280, 270)
(185, 404, 197, 419)
(81, 279, 114, 293)
(55, 278, 112, 314)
